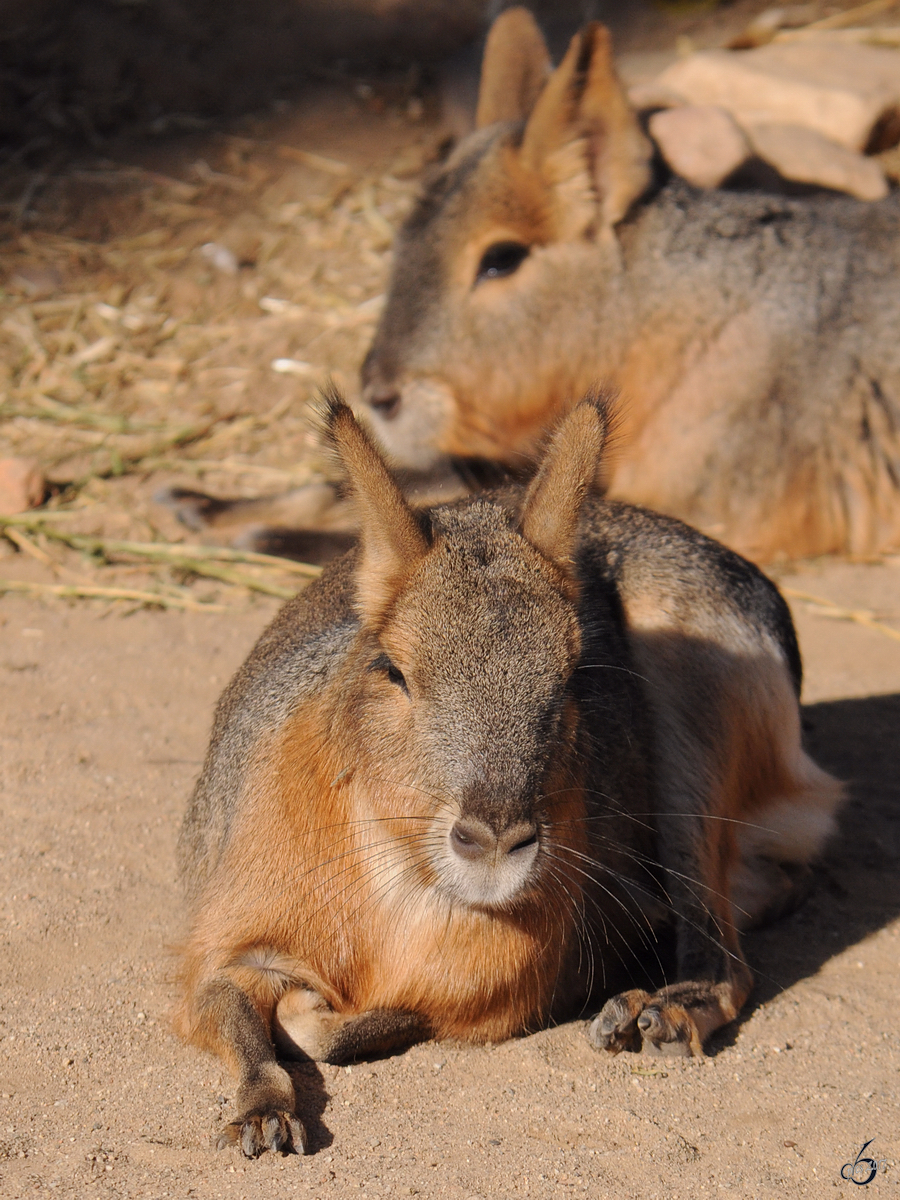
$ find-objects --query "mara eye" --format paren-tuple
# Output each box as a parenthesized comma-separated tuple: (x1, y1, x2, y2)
(370, 653, 408, 694)
(475, 241, 530, 284)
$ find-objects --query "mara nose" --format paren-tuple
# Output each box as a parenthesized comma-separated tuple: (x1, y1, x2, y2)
(365, 384, 402, 420)
(450, 817, 539, 863)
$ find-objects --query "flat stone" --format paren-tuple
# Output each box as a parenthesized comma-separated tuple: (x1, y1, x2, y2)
(657, 38, 900, 151)
(0, 457, 45, 515)
(879, 144, 900, 181)
(10, 264, 63, 298)
(627, 80, 685, 112)
(746, 121, 889, 199)
(730, 5, 819, 51)
(649, 105, 751, 188)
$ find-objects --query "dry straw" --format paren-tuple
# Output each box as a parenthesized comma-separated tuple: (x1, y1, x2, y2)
(0, 128, 427, 613)
(781, 586, 900, 643)
(0, 514, 320, 607)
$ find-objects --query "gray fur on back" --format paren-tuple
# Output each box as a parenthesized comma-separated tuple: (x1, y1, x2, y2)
(622, 181, 900, 413)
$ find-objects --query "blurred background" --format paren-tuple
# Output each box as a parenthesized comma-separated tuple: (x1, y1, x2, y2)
(0, 0, 897, 600)
(0, 0, 788, 148)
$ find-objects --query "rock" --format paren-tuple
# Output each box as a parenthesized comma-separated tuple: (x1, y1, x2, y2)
(774, 28, 900, 51)
(729, 5, 819, 51)
(657, 38, 900, 152)
(0, 457, 45, 515)
(746, 121, 889, 200)
(627, 80, 685, 112)
(879, 144, 900, 181)
(648, 105, 751, 188)
(200, 242, 239, 275)
(10, 264, 63, 297)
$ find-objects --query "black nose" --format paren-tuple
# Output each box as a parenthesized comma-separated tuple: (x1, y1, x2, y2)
(450, 817, 538, 862)
(366, 386, 401, 419)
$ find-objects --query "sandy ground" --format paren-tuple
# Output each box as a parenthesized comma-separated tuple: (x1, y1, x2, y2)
(1, 6, 900, 1197)
(1, 559, 899, 1200)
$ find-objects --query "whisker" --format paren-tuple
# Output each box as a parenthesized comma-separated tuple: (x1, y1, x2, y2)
(247, 829, 429, 911)
(546, 859, 663, 994)
(544, 848, 657, 950)
(574, 661, 651, 685)
(542, 863, 603, 999)
(547, 843, 746, 971)
(556, 829, 754, 926)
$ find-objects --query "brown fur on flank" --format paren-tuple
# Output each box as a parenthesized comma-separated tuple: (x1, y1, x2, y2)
(176, 390, 841, 1157)
(161, 8, 900, 564)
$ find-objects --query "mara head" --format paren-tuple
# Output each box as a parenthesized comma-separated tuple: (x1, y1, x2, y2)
(359, 7, 651, 469)
(322, 387, 611, 913)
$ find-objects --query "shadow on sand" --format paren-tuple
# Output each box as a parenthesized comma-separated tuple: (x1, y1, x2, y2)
(736, 691, 900, 1020)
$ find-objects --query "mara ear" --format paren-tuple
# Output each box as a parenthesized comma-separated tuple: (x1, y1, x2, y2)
(520, 22, 651, 236)
(475, 6, 552, 129)
(519, 391, 611, 568)
(321, 388, 427, 624)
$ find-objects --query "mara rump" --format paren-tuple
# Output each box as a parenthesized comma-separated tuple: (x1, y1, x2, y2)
(163, 7, 900, 564)
(175, 391, 841, 1157)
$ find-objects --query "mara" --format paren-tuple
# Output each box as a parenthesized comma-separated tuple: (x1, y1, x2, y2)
(163, 8, 900, 563)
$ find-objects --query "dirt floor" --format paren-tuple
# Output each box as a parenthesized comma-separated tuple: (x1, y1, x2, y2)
(1, 4, 900, 1197)
(1, 563, 898, 1200)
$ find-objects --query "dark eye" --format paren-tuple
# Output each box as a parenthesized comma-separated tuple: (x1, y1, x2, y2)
(370, 653, 408, 693)
(475, 241, 530, 284)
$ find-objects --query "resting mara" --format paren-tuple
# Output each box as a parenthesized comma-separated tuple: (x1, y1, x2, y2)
(162, 8, 900, 563)
(177, 393, 841, 1156)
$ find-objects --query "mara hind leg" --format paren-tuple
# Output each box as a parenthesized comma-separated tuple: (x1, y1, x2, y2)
(156, 460, 477, 563)
(156, 481, 358, 563)
(730, 737, 843, 932)
(273, 986, 431, 1064)
(590, 641, 842, 1058)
